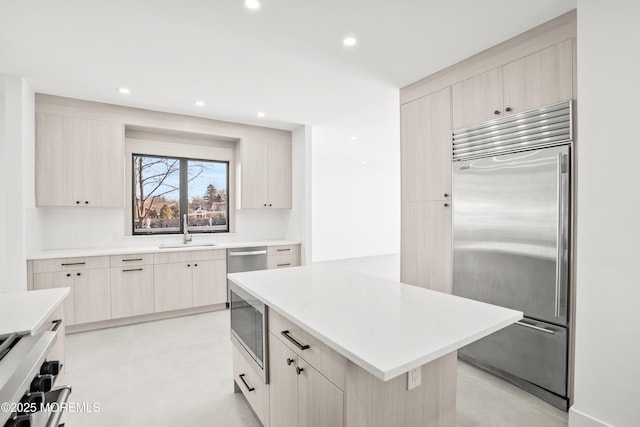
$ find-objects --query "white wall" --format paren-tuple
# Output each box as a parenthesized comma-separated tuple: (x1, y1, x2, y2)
(311, 85, 400, 261)
(287, 125, 312, 264)
(31, 204, 295, 251)
(0, 75, 34, 292)
(570, 1, 640, 426)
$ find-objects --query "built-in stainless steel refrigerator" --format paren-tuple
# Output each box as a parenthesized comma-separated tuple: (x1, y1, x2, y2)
(452, 101, 572, 410)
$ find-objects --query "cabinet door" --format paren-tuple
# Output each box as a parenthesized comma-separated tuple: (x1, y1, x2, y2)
(267, 140, 292, 208)
(269, 335, 299, 427)
(401, 201, 452, 293)
(240, 139, 269, 208)
(192, 259, 227, 306)
(502, 39, 573, 115)
(35, 113, 123, 207)
(78, 118, 124, 207)
(297, 358, 344, 427)
(452, 67, 503, 128)
(153, 262, 193, 312)
(110, 266, 154, 318)
(401, 88, 452, 202)
(74, 268, 111, 324)
(35, 114, 78, 206)
(33, 272, 76, 326)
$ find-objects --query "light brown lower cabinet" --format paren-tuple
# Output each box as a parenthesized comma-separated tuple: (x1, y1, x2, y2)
(269, 333, 344, 427)
(110, 266, 154, 318)
(73, 268, 111, 324)
(153, 262, 194, 312)
(33, 268, 111, 325)
(267, 245, 301, 269)
(257, 310, 456, 427)
(153, 249, 227, 312)
(33, 272, 77, 326)
(192, 259, 227, 306)
(401, 200, 452, 293)
(233, 345, 270, 426)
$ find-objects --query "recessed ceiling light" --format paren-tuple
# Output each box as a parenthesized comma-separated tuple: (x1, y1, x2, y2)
(118, 87, 130, 94)
(361, 161, 367, 165)
(343, 37, 357, 47)
(195, 100, 205, 107)
(351, 136, 358, 141)
(257, 111, 265, 118)
(245, 0, 260, 10)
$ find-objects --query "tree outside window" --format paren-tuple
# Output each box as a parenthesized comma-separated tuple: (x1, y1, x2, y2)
(133, 154, 229, 234)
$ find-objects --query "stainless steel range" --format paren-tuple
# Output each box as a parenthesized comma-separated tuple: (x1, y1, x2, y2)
(0, 324, 71, 427)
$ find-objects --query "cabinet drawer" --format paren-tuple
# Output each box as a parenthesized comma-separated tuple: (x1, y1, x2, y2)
(233, 344, 270, 426)
(268, 254, 296, 269)
(33, 256, 110, 273)
(153, 249, 225, 264)
(268, 245, 298, 256)
(110, 253, 154, 267)
(269, 310, 346, 390)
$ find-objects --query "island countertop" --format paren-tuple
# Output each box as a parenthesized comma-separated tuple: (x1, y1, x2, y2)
(228, 264, 522, 382)
(0, 288, 69, 338)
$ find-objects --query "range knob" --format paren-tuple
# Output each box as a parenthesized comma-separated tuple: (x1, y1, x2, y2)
(40, 360, 61, 376)
(20, 391, 45, 409)
(30, 374, 53, 393)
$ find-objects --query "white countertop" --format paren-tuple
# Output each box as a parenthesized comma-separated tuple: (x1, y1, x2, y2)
(0, 288, 70, 338)
(228, 264, 522, 382)
(27, 239, 300, 260)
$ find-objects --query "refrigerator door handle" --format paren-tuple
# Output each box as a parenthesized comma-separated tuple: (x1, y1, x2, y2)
(554, 153, 563, 319)
(516, 321, 556, 335)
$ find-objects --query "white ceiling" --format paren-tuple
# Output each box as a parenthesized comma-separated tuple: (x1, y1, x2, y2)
(0, 0, 576, 130)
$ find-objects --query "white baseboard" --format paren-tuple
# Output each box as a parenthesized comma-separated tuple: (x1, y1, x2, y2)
(569, 407, 610, 427)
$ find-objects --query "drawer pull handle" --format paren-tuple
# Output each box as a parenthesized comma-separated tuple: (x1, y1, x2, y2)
(296, 367, 304, 375)
(51, 319, 63, 332)
(281, 330, 310, 351)
(515, 321, 556, 335)
(277, 248, 291, 252)
(123, 268, 144, 272)
(277, 263, 291, 267)
(61, 262, 86, 266)
(122, 258, 143, 262)
(239, 374, 255, 392)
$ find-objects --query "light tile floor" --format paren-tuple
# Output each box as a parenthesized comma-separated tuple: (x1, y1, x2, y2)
(62, 255, 567, 426)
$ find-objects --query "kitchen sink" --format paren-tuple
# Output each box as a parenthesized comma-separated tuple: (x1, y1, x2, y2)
(158, 243, 218, 249)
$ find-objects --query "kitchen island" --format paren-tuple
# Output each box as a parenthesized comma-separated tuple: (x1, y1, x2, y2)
(228, 264, 522, 427)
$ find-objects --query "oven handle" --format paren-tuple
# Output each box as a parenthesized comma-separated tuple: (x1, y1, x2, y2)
(238, 374, 255, 392)
(229, 250, 267, 256)
(51, 319, 63, 332)
(281, 330, 310, 351)
(45, 385, 72, 427)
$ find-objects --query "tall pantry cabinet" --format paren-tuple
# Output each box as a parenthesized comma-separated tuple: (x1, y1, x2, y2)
(400, 11, 575, 295)
(400, 88, 452, 294)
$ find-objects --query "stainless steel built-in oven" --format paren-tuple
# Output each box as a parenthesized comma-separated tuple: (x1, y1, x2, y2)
(229, 280, 268, 383)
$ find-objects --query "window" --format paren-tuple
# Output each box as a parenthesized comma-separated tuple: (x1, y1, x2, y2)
(132, 154, 229, 234)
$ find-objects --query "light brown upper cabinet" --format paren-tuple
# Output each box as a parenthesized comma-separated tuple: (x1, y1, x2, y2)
(502, 39, 573, 115)
(452, 67, 503, 129)
(35, 113, 124, 207)
(238, 138, 292, 209)
(452, 39, 573, 129)
(401, 87, 452, 203)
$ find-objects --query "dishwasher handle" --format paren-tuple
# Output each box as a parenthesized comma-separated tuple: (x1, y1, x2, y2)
(229, 250, 267, 256)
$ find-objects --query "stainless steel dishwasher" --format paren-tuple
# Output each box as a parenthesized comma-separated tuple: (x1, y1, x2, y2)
(226, 246, 268, 307)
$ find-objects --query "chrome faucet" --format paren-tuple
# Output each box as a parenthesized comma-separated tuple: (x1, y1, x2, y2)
(183, 214, 192, 244)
